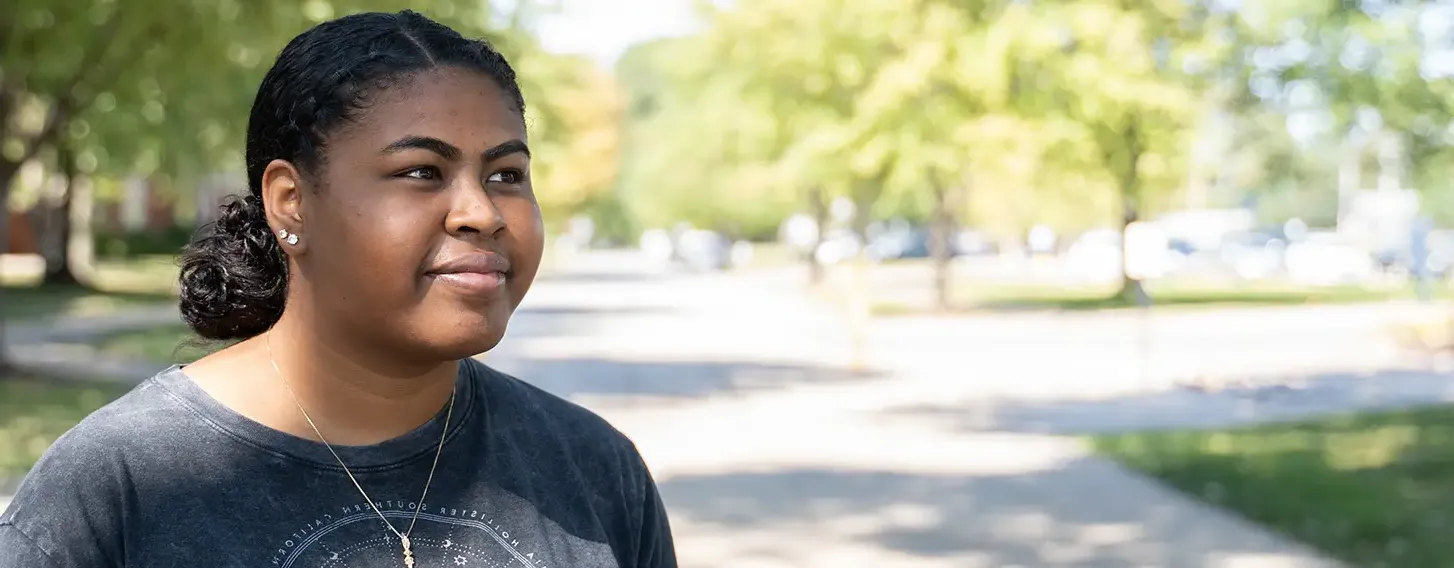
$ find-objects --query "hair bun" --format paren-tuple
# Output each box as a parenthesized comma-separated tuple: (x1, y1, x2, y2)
(177, 194, 288, 340)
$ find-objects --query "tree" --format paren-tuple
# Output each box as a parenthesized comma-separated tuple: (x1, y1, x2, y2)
(1, 0, 289, 372)
(614, 35, 805, 243)
(1232, 2, 1454, 218)
(496, 43, 628, 231)
(0, 0, 534, 373)
(836, 0, 1049, 309)
(617, 0, 925, 282)
(998, 0, 1227, 301)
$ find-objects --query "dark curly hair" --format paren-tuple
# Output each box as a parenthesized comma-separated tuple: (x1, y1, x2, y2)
(178, 10, 527, 341)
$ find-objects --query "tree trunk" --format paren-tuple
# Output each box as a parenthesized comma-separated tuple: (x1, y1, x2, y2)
(0, 159, 23, 374)
(1117, 201, 1145, 304)
(806, 186, 828, 286)
(1112, 121, 1146, 305)
(845, 185, 875, 374)
(41, 146, 81, 286)
(928, 185, 956, 311)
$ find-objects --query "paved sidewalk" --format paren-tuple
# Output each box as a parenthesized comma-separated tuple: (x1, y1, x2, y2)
(0, 478, 15, 512)
(490, 261, 1355, 567)
(2, 306, 182, 512)
(0, 262, 1405, 565)
(5, 305, 181, 383)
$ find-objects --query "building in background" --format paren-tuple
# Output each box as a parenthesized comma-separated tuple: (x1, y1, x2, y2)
(93, 172, 245, 234)
(5, 211, 38, 254)
(191, 172, 248, 227)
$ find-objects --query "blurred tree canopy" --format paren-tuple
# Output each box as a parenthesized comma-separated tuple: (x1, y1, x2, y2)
(0, 0, 619, 370)
(4, 0, 1454, 302)
(615, 0, 1220, 236)
(1, 0, 617, 228)
(609, 0, 1454, 293)
(613, 0, 1226, 297)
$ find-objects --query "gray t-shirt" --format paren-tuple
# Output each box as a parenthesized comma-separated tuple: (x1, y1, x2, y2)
(0, 359, 675, 568)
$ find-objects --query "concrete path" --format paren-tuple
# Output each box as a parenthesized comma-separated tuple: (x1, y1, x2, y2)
(5, 305, 180, 383)
(1, 305, 182, 512)
(485, 254, 1356, 567)
(9, 254, 1443, 565)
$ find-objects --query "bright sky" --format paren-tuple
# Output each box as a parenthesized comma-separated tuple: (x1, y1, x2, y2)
(531, 0, 705, 68)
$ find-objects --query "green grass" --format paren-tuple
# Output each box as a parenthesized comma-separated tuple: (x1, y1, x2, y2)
(0, 377, 129, 477)
(1, 284, 175, 320)
(1092, 405, 1454, 567)
(873, 281, 1438, 315)
(94, 324, 218, 364)
(1, 255, 178, 321)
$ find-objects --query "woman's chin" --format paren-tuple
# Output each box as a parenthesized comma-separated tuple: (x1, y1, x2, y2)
(427, 329, 506, 361)
(426, 319, 510, 360)
(395, 302, 516, 360)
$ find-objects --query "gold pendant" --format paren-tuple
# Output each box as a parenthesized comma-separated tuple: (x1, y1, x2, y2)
(401, 535, 415, 568)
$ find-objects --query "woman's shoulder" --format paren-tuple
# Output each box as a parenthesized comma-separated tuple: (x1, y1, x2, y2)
(467, 359, 632, 436)
(459, 359, 674, 568)
(464, 358, 646, 463)
(0, 371, 192, 560)
(26, 373, 186, 467)
(10, 369, 202, 483)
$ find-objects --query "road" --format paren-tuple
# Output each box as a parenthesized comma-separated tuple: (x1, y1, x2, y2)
(6, 250, 1441, 565)
(485, 252, 1359, 568)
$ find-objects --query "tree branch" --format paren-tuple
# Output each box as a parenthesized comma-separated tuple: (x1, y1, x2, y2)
(16, 96, 74, 167)
(73, 21, 167, 110)
(13, 9, 133, 167)
(0, 81, 15, 139)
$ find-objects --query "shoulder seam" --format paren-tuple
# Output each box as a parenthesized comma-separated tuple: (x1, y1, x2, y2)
(0, 522, 63, 568)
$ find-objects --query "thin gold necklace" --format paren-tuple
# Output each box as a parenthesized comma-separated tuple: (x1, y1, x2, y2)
(267, 332, 455, 568)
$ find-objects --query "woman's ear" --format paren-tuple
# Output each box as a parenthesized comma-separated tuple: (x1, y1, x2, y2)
(261, 159, 308, 252)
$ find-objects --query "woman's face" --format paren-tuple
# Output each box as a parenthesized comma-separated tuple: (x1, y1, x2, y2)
(278, 66, 544, 362)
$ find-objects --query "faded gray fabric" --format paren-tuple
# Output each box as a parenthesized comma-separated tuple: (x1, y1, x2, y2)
(0, 359, 675, 568)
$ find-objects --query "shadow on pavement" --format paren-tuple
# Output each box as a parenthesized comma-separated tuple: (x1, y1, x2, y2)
(657, 463, 1335, 568)
(496, 357, 880, 401)
(512, 304, 680, 319)
(534, 271, 659, 284)
(498, 303, 683, 346)
(879, 367, 1454, 436)
(843, 367, 1454, 566)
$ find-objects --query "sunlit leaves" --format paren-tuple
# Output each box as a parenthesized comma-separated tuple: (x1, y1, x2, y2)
(517, 49, 626, 227)
(1, 0, 526, 191)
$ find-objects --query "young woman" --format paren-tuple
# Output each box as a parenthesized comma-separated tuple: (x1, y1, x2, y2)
(0, 11, 675, 568)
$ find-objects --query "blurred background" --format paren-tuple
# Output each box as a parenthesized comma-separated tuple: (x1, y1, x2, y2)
(5, 0, 1454, 566)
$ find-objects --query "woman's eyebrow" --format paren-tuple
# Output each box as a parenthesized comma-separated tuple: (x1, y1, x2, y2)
(380, 136, 528, 162)
(484, 139, 530, 161)
(381, 135, 462, 160)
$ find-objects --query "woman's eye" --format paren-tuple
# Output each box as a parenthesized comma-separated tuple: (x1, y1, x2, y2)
(487, 170, 524, 184)
(400, 167, 441, 180)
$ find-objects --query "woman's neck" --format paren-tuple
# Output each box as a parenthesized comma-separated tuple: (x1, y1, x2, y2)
(257, 312, 459, 446)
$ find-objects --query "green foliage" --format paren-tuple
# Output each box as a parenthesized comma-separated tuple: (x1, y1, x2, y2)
(1094, 403, 1454, 567)
(514, 47, 626, 225)
(92, 225, 195, 259)
(0, 378, 127, 476)
(611, 0, 1454, 244)
(614, 35, 801, 236)
(612, 0, 1228, 241)
(0, 0, 629, 367)
(1229, 1, 1454, 214)
(3, 1, 606, 204)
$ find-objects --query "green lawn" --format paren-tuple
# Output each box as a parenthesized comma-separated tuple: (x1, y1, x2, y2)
(95, 324, 217, 365)
(1, 284, 175, 320)
(874, 281, 1441, 315)
(1, 255, 178, 321)
(1092, 405, 1454, 567)
(0, 377, 129, 477)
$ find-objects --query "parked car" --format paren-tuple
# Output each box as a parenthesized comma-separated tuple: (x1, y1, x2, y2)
(675, 230, 733, 272)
